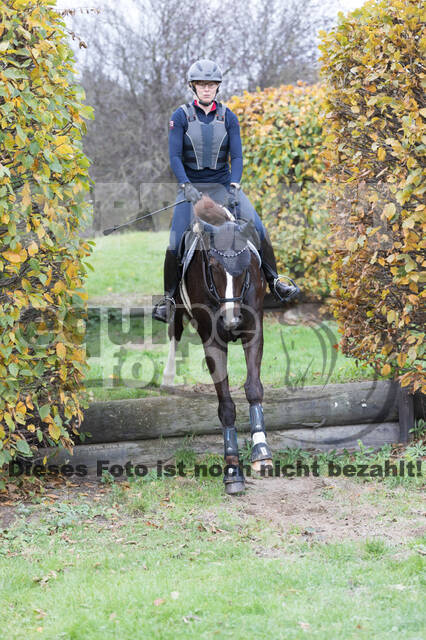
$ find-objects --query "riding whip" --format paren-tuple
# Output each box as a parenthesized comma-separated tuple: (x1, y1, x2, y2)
(102, 199, 186, 236)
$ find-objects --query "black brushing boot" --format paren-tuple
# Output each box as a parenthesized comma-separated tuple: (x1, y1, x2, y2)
(152, 247, 181, 324)
(260, 230, 301, 303)
(223, 426, 245, 495)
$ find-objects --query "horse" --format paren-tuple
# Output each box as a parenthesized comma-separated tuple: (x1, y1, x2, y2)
(162, 195, 273, 494)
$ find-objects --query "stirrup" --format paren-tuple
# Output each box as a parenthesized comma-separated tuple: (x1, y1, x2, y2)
(153, 295, 176, 323)
(273, 275, 300, 302)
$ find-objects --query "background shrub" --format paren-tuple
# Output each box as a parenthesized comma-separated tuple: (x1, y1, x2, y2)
(318, 0, 425, 394)
(0, 0, 94, 465)
(228, 82, 330, 301)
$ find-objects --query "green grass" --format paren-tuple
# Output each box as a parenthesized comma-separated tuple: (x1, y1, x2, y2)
(83, 314, 376, 402)
(80, 230, 384, 401)
(1, 470, 424, 640)
(84, 231, 169, 297)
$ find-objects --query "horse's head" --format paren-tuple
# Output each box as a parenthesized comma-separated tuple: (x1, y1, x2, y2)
(193, 215, 261, 332)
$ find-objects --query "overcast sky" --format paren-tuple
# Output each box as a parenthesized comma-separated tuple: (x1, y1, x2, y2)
(55, 0, 365, 10)
(54, 0, 368, 75)
(55, 0, 367, 21)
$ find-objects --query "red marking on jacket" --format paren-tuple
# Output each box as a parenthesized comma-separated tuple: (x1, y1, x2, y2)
(194, 100, 217, 111)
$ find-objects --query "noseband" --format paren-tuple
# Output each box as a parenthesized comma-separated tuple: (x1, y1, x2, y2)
(199, 236, 251, 306)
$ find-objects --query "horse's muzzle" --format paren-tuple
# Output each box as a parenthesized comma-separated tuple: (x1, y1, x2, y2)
(221, 313, 242, 332)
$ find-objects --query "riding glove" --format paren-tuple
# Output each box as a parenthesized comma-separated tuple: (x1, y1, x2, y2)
(226, 184, 240, 210)
(181, 182, 202, 205)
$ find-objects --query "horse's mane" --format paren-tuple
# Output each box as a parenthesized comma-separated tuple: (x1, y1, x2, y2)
(194, 195, 232, 225)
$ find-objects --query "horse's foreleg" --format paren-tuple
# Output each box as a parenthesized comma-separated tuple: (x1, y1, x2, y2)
(242, 334, 272, 472)
(202, 341, 245, 495)
(249, 403, 273, 472)
(162, 336, 176, 386)
(161, 310, 184, 387)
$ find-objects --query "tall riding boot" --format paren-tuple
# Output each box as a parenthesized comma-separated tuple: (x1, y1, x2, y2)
(152, 248, 181, 323)
(260, 230, 301, 303)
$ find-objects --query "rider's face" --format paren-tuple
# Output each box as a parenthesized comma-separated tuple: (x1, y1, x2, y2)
(194, 81, 219, 102)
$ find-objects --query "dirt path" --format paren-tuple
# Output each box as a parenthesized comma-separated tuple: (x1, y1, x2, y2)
(230, 475, 425, 544)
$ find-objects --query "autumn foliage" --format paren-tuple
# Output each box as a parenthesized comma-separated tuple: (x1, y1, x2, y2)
(319, 0, 425, 394)
(227, 83, 330, 301)
(0, 0, 94, 466)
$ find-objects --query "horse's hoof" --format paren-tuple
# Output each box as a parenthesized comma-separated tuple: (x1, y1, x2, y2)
(225, 480, 245, 495)
(251, 459, 273, 473)
(223, 464, 245, 495)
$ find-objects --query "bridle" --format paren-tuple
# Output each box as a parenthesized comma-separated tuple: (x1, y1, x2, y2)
(199, 235, 251, 306)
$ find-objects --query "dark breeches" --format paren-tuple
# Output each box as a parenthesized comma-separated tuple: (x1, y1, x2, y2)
(169, 182, 266, 255)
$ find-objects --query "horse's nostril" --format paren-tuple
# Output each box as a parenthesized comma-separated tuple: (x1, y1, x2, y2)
(222, 315, 242, 330)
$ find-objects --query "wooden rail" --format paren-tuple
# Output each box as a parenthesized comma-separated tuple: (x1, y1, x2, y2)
(77, 380, 399, 444)
(29, 379, 420, 475)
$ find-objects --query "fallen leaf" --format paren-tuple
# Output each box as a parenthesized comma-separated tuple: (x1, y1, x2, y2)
(183, 613, 201, 623)
(33, 570, 58, 586)
(154, 598, 165, 606)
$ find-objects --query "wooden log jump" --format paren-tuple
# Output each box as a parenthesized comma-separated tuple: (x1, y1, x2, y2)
(35, 422, 400, 476)
(79, 380, 400, 444)
(26, 380, 416, 476)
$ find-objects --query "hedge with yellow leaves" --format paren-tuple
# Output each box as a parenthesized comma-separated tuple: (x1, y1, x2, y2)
(319, 0, 425, 395)
(228, 83, 330, 300)
(0, 0, 94, 469)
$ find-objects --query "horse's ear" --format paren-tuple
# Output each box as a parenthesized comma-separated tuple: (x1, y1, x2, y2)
(239, 219, 260, 248)
(192, 218, 204, 235)
(192, 218, 215, 234)
(192, 219, 213, 250)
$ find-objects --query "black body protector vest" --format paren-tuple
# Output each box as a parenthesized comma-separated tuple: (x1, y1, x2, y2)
(181, 102, 229, 170)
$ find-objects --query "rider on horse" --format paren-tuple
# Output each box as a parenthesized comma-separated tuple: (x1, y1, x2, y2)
(153, 58, 301, 323)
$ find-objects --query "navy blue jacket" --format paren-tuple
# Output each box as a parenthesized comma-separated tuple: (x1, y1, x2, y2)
(168, 99, 243, 186)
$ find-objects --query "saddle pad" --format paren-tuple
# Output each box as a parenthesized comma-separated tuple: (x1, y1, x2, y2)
(181, 231, 199, 278)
